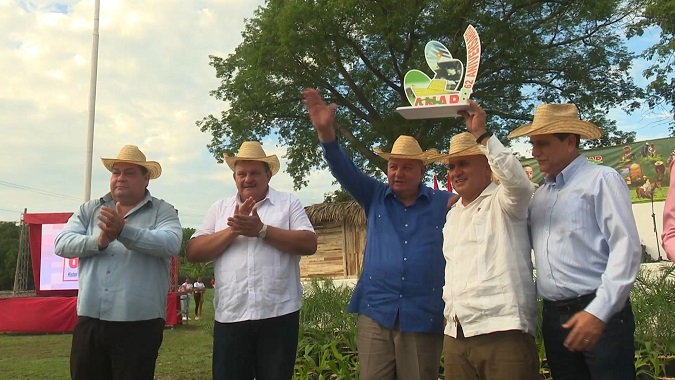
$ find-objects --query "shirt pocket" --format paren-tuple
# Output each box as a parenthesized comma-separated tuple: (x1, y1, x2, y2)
(469, 213, 487, 243)
(262, 267, 292, 304)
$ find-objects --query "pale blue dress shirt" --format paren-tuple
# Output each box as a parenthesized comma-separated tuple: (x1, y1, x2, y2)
(55, 191, 182, 321)
(529, 154, 641, 322)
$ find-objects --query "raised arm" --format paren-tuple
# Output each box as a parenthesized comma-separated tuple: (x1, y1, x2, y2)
(459, 100, 533, 217)
(304, 88, 381, 206)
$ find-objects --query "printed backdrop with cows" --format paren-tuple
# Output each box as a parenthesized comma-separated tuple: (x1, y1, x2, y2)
(520, 136, 675, 203)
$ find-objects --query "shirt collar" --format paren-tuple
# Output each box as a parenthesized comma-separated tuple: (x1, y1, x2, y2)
(236, 186, 277, 207)
(100, 190, 153, 209)
(384, 183, 431, 202)
(456, 182, 498, 208)
(553, 154, 585, 187)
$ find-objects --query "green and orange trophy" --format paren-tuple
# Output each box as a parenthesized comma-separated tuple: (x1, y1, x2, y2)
(397, 25, 481, 119)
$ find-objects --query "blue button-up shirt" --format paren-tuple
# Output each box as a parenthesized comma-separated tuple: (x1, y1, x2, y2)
(322, 141, 450, 333)
(529, 155, 641, 322)
(55, 191, 182, 322)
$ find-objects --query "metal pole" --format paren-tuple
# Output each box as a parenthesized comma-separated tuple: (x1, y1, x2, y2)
(84, 0, 101, 201)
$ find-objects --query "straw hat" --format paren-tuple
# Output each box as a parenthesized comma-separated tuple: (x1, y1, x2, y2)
(373, 135, 447, 165)
(224, 141, 280, 176)
(101, 145, 162, 179)
(508, 104, 602, 139)
(446, 132, 484, 159)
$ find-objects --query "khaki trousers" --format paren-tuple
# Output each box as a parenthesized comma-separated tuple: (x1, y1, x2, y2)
(443, 329, 539, 380)
(357, 315, 443, 380)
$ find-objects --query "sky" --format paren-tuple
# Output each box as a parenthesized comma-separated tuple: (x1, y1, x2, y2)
(1, 0, 672, 228)
(0, 0, 338, 228)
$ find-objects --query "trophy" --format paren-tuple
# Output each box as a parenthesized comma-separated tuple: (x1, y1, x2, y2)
(397, 25, 481, 119)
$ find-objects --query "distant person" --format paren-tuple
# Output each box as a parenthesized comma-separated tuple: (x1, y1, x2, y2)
(442, 103, 538, 380)
(55, 145, 182, 380)
(304, 88, 455, 380)
(523, 165, 539, 188)
(179, 277, 193, 321)
(510, 104, 641, 380)
(210, 278, 215, 288)
(187, 141, 317, 380)
(193, 276, 206, 321)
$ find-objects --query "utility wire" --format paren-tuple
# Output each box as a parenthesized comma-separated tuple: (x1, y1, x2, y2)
(0, 180, 80, 202)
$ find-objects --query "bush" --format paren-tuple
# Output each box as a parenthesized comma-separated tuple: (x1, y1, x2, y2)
(295, 278, 358, 380)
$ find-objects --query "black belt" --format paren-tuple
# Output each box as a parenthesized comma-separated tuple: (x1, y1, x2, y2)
(543, 293, 595, 314)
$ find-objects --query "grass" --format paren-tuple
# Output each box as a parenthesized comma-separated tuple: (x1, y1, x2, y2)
(0, 289, 216, 380)
(4, 270, 675, 379)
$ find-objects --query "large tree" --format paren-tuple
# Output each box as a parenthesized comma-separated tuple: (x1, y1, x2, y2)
(198, 0, 641, 187)
(628, 0, 675, 134)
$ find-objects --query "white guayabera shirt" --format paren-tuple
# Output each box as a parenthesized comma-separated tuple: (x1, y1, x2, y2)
(442, 136, 538, 338)
(192, 187, 314, 322)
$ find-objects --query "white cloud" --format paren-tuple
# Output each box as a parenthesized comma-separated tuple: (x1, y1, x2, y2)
(1, 0, 670, 227)
(0, 0, 336, 228)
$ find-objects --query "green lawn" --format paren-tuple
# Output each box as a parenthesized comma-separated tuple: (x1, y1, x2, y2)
(0, 289, 216, 380)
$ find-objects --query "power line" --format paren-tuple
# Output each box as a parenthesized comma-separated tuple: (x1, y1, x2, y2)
(0, 208, 22, 215)
(0, 180, 80, 202)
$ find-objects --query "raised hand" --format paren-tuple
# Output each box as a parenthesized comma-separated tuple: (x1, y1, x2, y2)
(303, 88, 337, 142)
(234, 197, 256, 217)
(458, 100, 487, 141)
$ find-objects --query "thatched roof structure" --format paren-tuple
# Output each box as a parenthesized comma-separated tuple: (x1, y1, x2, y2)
(304, 201, 366, 227)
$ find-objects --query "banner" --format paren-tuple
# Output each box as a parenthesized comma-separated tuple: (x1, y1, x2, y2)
(520, 136, 675, 203)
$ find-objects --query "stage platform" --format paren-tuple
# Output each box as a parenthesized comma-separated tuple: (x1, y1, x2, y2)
(0, 293, 180, 333)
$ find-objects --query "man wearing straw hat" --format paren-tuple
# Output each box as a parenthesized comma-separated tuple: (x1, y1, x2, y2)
(304, 88, 453, 380)
(442, 101, 538, 380)
(186, 141, 317, 380)
(55, 145, 182, 380)
(509, 104, 641, 380)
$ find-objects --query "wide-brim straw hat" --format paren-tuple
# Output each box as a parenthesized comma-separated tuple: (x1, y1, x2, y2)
(373, 135, 447, 165)
(101, 145, 162, 179)
(447, 132, 484, 159)
(508, 103, 602, 140)
(224, 141, 280, 176)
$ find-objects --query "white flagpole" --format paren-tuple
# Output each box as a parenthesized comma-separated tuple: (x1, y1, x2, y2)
(84, 0, 101, 201)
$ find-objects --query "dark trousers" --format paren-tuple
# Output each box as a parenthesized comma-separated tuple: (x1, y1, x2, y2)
(70, 316, 165, 380)
(194, 292, 203, 315)
(542, 296, 636, 380)
(212, 310, 300, 380)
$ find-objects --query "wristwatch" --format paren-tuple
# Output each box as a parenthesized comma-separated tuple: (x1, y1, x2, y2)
(257, 224, 267, 239)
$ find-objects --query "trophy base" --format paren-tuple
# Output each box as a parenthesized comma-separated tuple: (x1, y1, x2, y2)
(396, 103, 470, 119)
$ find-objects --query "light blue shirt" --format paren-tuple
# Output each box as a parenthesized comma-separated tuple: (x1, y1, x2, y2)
(55, 191, 182, 321)
(529, 155, 641, 322)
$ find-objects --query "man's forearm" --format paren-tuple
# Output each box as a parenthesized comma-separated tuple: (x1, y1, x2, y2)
(187, 228, 237, 262)
(263, 228, 317, 256)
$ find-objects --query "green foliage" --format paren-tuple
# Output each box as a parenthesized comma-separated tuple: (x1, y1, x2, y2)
(635, 340, 667, 379)
(626, 0, 675, 134)
(199, 0, 642, 188)
(295, 278, 359, 379)
(0, 221, 21, 290)
(323, 188, 354, 203)
(631, 263, 675, 378)
(631, 264, 675, 349)
(177, 227, 214, 281)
